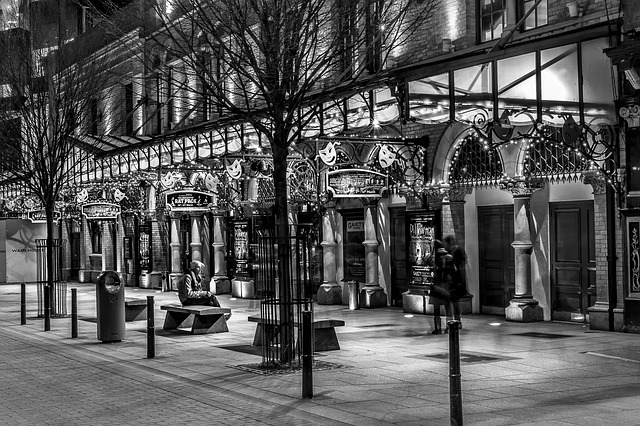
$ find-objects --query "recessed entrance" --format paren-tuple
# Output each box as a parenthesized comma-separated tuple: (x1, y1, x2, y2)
(550, 201, 596, 323)
(478, 205, 515, 315)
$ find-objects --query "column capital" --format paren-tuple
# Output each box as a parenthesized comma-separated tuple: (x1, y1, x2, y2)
(360, 197, 380, 207)
(582, 170, 607, 195)
(499, 177, 545, 198)
(422, 184, 470, 207)
(441, 185, 471, 203)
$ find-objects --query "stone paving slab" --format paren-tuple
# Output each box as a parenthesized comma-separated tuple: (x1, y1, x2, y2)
(2, 282, 640, 425)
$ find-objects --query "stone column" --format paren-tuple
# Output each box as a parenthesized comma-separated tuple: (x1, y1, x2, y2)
(210, 211, 230, 294)
(360, 200, 387, 308)
(501, 178, 544, 322)
(440, 185, 472, 314)
(168, 214, 182, 289)
(318, 203, 342, 304)
(440, 186, 469, 241)
(78, 216, 89, 282)
(190, 215, 202, 262)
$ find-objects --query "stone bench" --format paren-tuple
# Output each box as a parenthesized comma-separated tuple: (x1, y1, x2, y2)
(125, 298, 147, 322)
(161, 304, 232, 335)
(248, 315, 345, 351)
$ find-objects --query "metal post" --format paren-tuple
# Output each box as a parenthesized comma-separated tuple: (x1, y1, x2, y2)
(448, 320, 463, 426)
(44, 283, 50, 331)
(20, 283, 26, 325)
(301, 310, 313, 398)
(71, 288, 78, 338)
(147, 296, 155, 359)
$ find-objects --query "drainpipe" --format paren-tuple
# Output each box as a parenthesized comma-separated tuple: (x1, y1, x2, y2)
(606, 185, 617, 331)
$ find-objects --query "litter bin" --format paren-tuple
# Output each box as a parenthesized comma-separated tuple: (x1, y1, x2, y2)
(96, 271, 125, 342)
(348, 280, 360, 310)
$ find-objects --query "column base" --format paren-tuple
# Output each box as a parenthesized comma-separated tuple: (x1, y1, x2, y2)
(359, 285, 387, 308)
(210, 277, 231, 294)
(317, 283, 342, 305)
(402, 289, 473, 315)
(402, 287, 429, 314)
(505, 298, 543, 322)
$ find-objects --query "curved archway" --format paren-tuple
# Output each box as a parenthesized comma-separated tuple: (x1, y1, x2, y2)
(431, 121, 505, 187)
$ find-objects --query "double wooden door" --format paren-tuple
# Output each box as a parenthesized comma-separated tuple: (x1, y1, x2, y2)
(478, 201, 595, 322)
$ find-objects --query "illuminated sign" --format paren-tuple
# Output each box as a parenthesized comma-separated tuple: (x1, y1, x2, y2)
(165, 190, 213, 212)
(28, 210, 61, 223)
(326, 169, 387, 198)
(82, 203, 121, 220)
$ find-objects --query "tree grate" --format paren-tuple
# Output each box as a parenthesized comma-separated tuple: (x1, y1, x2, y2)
(422, 351, 519, 364)
(229, 360, 351, 375)
(511, 332, 573, 339)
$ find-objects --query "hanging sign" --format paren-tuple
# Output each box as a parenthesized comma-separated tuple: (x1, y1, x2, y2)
(165, 190, 213, 212)
(82, 202, 121, 220)
(28, 210, 61, 223)
(326, 169, 387, 198)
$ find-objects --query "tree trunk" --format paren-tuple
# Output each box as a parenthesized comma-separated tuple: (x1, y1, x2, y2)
(272, 128, 294, 364)
(44, 206, 55, 331)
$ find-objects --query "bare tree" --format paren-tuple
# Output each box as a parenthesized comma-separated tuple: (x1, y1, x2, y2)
(104, 0, 433, 362)
(0, 0, 130, 329)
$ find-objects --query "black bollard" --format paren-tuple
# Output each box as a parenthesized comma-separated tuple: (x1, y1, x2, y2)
(301, 310, 313, 399)
(20, 283, 26, 325)
(71, 288, 78, 338)
(147, 296, 155, 359)
(44, 283, 50, 331)
(448, 320, 463, 426)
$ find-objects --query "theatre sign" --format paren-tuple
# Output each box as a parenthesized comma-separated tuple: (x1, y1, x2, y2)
(165, 190, 214, 212)
(82, 203, 121, 220)
(326, 169, 387, 198)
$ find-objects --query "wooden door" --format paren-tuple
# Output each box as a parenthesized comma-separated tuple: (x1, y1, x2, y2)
(70, 232, 81, 279)
(550, 201, 596, 322)
(389, 208, 407, 307)
(478, 206, 515, 315)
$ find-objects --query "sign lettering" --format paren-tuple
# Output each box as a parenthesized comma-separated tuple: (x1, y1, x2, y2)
(165, 191, 213, 211)
(82, 203, 121, 220)
(326, 169, 387, 198)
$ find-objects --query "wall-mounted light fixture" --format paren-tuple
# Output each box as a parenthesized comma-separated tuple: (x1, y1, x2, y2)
(442, 38, 452, 53)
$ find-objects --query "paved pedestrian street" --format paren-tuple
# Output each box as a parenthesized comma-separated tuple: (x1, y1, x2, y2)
(1, 282, 640, 425)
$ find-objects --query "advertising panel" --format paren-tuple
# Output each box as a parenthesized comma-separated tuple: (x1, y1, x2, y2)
(344, 219, 366, 281)
(2, 219, 48, 283)
(407, 211, 438, 286)
(233, 220, 251, 277)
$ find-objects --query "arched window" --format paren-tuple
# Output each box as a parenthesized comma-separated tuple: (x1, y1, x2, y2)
(449, 133, 504, 186)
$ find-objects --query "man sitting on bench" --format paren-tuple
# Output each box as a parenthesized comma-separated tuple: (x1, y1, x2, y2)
(178, 261, 221, 307)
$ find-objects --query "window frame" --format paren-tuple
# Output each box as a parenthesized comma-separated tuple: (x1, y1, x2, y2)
(478, 0, 507, 43)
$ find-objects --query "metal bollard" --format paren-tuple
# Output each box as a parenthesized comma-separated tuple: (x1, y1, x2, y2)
(71, 288, 78, 338)
(301, 310, 313, 399)
(448, 320, 463, 426)
(44, 283, 50, 331)
(20, 283, 26, 325)
(147, 296, 155, 359)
